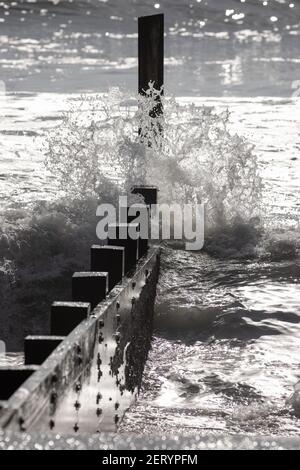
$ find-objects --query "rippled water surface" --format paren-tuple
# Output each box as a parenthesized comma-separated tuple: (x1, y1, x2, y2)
(1, 0, 300, 96)
(120, 248, 300, 435)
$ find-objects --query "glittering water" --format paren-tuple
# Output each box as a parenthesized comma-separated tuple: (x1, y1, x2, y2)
(0, 0, 300, 96)
(0, 1, 300, 207)
(120, 248, 300, 436)
(0, 0, 300, 439)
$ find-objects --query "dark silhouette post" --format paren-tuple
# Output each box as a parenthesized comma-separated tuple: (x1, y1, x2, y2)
(138, 14, 164, 156)
(91, 245, 125, 291)
(25, 336, 64, 365)
(51, 302, 91, 336)
(138, 14, 164, 96)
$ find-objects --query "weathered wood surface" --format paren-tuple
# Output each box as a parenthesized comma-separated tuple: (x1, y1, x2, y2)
(0, 247, 160, 433)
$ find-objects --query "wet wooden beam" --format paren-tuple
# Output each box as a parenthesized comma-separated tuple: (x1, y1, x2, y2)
(0, 247, 161, 432)
(108, 224, 139, 273)
(138, 14, 164, 95)
(72, 273, 108, 310)
(51, 302, 91, 336)
(0, 367, 38, 401)
(131, 186, 158, 206)
(91, 245, 125, 292)
(24, 336, 64, 366)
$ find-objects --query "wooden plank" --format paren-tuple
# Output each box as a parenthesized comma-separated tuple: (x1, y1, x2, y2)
(138, 14, 164, 96)
(0, 248, 161, 433)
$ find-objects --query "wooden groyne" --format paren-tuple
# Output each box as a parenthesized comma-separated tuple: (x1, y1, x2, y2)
(0, 14, 164, 435)
(0, 186, 160, 433)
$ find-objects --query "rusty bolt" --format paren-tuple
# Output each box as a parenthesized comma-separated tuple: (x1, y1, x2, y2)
(97, 353, 102, 367)
(50, 391, 57, 405)
(18, 417, 26, 432)
(96, 393, 102, 404)
(98, 333, 104, 344)
(51, 374, 58, 385)
(74, 401, 81, 411)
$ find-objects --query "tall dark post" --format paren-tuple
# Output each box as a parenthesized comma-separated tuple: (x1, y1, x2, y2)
(138, 14, 164, 96)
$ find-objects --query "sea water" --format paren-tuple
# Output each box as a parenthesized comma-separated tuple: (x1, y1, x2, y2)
(0, 0, 300, 438)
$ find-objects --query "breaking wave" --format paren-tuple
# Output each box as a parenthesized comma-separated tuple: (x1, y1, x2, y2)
(0, 88, 298, 349)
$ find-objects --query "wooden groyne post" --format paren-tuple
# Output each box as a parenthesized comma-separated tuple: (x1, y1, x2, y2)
(138, 13, 164, 96)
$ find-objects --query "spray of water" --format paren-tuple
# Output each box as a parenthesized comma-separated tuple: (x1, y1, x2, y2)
(46, 86, 262, 221)
(45, 86, 263, 255)
(0, 197, 107, 349)
(0, 86, 283, 348)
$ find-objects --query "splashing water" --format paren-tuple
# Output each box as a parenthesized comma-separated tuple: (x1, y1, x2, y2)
(0, 89, 296, 351)
(46, 86, 262, 224)
(0, 87, 264, 353)
(47, 87, 300, 263)
(0, 196, 110, 349)
(1, 89, 300, 438)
